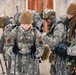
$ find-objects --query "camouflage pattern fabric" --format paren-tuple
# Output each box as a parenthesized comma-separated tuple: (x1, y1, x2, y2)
(32, 12, 43, 31)
(43, 18, 65, 50)
(4, 25, 44, 75)
(65, 56, 76, 75)
(43, 9, 51, 19)
(67, 28, 76, 56)
(42, 16, 66, 75)
(14, 12, 21, 24)
(65, 27, 76, 74)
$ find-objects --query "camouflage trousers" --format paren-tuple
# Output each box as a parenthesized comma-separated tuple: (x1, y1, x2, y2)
(65, 56, 76, 75)
(49, 51, 68, 75)
(9, 53, 40, 75)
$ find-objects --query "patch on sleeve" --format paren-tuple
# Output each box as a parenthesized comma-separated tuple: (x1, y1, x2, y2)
(7, 35, 13, 44)
(37, 36, 43, 44)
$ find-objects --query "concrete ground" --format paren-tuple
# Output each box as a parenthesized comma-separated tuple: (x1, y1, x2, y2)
(39, 59, 51, 75)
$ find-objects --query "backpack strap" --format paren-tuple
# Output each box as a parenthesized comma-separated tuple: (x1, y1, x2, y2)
(30, 27, 36, 58)
(12, 26, 20, 54)
(33, 27, 36, 46)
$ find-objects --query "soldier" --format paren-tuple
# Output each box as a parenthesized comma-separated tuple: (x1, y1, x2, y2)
(0, 14, 10, 72)
(0, 15, 5, 74)
(4, 11, 44, 75)
(65, 3, 76, 75)
(53, 3, 76, 75)
(42, 9, 67, 74)
(0, 14, 10, 74)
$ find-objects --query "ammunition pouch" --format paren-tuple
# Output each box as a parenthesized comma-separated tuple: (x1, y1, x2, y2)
(30, 45, 36, 59)
(55, 43, 67, 58)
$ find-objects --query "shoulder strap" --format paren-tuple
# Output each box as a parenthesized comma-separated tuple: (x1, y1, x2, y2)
(15, 26, 18, 41)
(13, 26, 20, 54)
(46, 24, 56, 36)
(30, 27, 36, 57)
(32, 27, 36, 46)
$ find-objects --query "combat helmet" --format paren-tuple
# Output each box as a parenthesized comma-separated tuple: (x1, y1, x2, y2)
(0, 14, 10, 27)
(43, 9, 56, 20)
(43, 9, 51, 19)
(48, 10, 56, 19)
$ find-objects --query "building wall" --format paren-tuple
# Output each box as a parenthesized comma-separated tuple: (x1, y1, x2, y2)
(28, 0, 53, 13)
(0, 0, 76, 18)
(55, 0, 76, 17)
(0, 0, 53, 17)
(0, 0, 26, 17)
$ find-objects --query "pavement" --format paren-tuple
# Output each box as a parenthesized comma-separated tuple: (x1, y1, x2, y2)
(39, 59, 51, 75)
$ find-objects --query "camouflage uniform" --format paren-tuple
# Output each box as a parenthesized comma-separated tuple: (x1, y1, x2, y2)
(65, 3, 76, 74)
(43, 17, 65, 51)
(67, 28, 76, 56)
(2, 24, 15, 74)
(32, 12, 43, 32)
(65, 25, 76, 74)
(4, 25, 44, 75)
(0, 15, 10, 74)
(43, 10, 67, 74)
(0, 15, 11, 58)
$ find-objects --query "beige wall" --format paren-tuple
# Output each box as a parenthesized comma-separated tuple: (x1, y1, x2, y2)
(0, 0, 26, 17)
(55, 0, 76, 17)
(0, 0, 76, 18)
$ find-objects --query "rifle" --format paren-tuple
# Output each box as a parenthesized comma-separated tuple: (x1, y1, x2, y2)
(40, 0, 44, 19)
(14, 5, 21, 26)
(16, 5, 18, 13)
